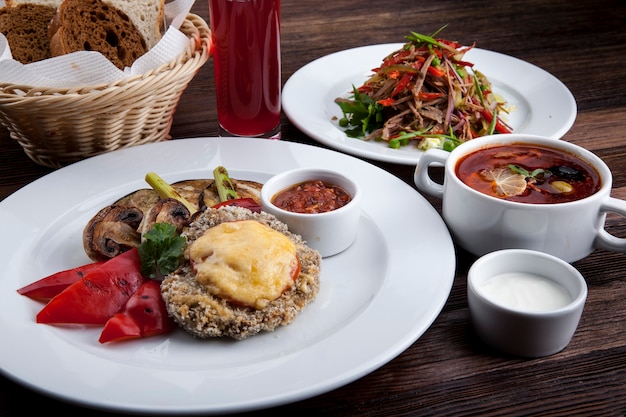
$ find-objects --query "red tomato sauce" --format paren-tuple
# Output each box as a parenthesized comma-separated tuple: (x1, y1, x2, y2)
(455, 143, 602, 204)
(272, 180, 352, 213)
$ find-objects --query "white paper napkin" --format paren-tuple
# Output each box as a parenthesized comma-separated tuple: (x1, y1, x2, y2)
(0, 0, 197, 88)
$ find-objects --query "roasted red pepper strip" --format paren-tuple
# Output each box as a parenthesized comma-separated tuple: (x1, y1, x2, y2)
(417, 92, 444, 100)
(99, 280, 175, 343)
(378, 98, 397, 106)
(36, 248, 147, 325)
(390, 72, 414, 97)
(377, 72, 416, 107)
(17, 261, 105, 302)
(456, 60, 475, 68)
(387, 70, 401, 80)
(481, 110, 513, 134)
(211, 197, 262, 213)
(381, 49, 412, 67)
(437, 39, 462, 49)
(427, 65, 446, 77)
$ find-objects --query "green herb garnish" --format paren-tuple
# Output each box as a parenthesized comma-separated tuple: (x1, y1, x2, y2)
(336, 86, 385, 138)
(405, 25, 449, 49)
(138, 222, 186, 279)
(508, 164, 551, 181)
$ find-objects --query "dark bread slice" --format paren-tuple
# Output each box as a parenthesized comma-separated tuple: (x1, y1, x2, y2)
(48, 0, 148, 69)
(0, 3, 56, 64)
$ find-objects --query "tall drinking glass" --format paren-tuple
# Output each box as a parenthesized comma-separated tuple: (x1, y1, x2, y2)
(209, 0, 281, 139)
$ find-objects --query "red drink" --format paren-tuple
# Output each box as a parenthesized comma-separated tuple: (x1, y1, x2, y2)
(209, 0, 281, 138)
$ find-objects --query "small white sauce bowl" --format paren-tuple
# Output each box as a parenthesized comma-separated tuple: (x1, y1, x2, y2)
(260, 168, 361, 257)
(467, 249, 587, 358)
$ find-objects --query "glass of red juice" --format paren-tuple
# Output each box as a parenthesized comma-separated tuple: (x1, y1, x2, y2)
(209, 0, 281, 139)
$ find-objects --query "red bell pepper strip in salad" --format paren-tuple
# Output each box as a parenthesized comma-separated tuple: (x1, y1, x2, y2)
(36, 248, 147, 325)
(17, 261, 105, 302)
(480, 109, 513, 134)
(99, 280, 175, 343)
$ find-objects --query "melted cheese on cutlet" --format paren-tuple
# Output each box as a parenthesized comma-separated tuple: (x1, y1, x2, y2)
(188, 220, 299, 309)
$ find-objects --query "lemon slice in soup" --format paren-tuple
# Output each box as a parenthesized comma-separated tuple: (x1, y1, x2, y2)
(481, 168, 528, 197)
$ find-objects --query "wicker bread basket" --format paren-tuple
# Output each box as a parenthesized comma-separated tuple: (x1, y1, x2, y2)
(0, 13, 211, 168)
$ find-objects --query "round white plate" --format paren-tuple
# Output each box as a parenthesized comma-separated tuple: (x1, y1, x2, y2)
(283, 44, 577, 165)
(0, 138, 455, 415)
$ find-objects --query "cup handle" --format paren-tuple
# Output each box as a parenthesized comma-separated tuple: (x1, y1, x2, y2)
(596, 197, 626, 252)
(413, 149, 450, 199)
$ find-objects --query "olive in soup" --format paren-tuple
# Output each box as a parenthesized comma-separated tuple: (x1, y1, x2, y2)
(455, 143, 601, 204)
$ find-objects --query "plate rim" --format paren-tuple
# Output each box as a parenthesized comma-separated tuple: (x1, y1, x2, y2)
(0, 137, 456, 414)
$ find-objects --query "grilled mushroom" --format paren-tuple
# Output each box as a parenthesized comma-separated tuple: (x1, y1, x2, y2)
(139, 198, 192, 236)
(83, 205, 143, 261)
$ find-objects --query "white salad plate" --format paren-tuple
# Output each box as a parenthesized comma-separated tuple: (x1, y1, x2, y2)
(0, 138, 455, 415)
(283, 43, 577, 165)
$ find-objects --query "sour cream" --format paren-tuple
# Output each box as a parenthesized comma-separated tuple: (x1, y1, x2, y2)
(478, 272, 573, 312)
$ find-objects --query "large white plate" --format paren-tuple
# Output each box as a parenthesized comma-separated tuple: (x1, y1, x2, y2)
(283, 44, 577, 165)
(0, 138, 455, 415)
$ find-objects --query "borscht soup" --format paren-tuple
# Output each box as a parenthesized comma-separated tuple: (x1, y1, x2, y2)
(455, 143, 601, 204)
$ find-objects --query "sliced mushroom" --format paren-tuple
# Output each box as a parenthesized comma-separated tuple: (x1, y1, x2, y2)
(140, 198, 192, 236)
(83, 205, 143, 261)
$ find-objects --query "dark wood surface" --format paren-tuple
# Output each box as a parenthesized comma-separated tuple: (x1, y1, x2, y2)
(2, 0, 626, 415)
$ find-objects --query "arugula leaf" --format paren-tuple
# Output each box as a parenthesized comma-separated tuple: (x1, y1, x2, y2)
(138, 223, 186, 280)
(336, 86, 385, 138)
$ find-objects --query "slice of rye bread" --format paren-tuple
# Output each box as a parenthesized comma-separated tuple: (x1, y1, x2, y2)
(100, 0, 165, 50)
(10, 0, 164, 49)
(0, 3, 58, 63)
(48, 0, 150, 69)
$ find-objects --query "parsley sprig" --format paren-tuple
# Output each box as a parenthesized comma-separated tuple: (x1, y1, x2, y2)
(138, 223, 186, 280)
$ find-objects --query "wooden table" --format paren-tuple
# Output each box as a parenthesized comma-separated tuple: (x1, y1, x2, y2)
(1, 0, 625, 415)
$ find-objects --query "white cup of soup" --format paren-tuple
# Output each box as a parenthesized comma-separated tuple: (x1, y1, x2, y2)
(414, 134, 626, 262)
(260, 168, 361, 257)
(467, 249, 587, 357)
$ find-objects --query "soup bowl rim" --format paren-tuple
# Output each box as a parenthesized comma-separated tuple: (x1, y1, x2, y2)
(444, 134, 610, 207)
